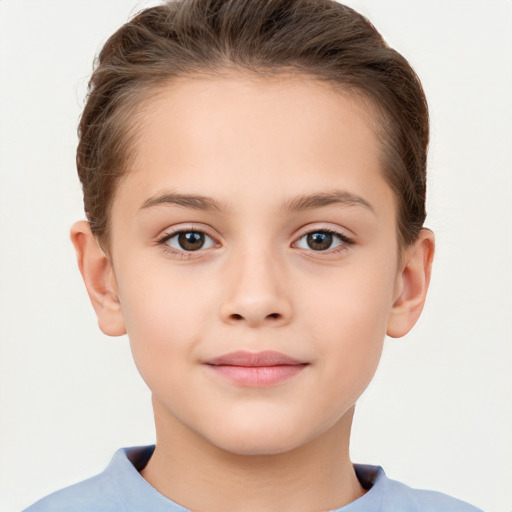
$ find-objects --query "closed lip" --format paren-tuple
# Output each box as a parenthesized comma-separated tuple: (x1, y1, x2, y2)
(204, 350, 307, 367)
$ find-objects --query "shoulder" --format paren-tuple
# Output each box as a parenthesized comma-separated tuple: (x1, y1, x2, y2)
(385, 476, 484, 512)
(20, 446, 156, 512)
(352, 464, 484, 512)
(20, 471, 120, 512)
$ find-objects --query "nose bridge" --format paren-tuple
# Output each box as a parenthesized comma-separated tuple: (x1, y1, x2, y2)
(219, 237, 292, 327)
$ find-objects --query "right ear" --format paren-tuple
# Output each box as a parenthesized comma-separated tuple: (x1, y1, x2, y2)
(70, 221, 126, 337)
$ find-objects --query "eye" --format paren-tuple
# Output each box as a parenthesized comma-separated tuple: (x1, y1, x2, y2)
(294, 230, 352, 251)
(161, 230, 216, 252)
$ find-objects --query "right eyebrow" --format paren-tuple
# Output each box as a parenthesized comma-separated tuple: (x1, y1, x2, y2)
(139, 192, 228, 213)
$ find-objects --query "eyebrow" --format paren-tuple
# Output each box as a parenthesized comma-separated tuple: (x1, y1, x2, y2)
(139, 189, 374, 214)
(140, 193, 227, 213)
(284, 190, 374, 213)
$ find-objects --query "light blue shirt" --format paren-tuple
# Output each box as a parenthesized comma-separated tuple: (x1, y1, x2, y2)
(22, 445, 484, 511)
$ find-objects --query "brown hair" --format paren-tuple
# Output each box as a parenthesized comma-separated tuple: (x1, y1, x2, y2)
(77, 0, 429, 248)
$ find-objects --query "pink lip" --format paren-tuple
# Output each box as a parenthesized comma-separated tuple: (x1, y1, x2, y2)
(204, 351, 308, 387)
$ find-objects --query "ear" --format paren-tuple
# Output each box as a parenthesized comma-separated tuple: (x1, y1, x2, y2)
(70, 221, 126, 337)
(387, 229, 435, 338)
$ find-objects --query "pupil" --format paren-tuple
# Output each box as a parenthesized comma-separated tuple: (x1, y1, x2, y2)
(178, 231, 205, 251)
(307, 231, 332, 250)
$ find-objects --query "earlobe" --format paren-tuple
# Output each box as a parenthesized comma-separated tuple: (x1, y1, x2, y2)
(386, 229, 435, 338)
(70, 221, 126, 337)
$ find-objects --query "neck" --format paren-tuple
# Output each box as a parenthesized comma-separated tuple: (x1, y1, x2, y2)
(141, 399, 365, 512)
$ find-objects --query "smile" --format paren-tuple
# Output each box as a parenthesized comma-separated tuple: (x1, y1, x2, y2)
(204, 350, 309, 387)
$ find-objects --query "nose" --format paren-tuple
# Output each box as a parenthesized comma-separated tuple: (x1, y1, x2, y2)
(219, 245, 293, 328)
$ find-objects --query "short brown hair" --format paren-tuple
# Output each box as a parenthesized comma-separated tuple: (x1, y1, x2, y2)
(77, 0, 429, 248)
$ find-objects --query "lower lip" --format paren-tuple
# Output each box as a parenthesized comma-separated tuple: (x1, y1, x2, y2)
(206, 364, 307, 387)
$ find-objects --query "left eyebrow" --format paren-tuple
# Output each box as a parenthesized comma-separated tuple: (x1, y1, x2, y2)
(284, 190, 374, 214)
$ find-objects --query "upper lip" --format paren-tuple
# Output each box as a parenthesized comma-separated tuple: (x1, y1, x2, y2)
(205, 350, 307, 367)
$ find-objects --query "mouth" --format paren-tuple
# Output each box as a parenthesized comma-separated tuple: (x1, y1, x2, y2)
(204, 350, 309, 387)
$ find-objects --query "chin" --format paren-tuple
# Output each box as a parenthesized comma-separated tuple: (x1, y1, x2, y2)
(215, 436, 303, 457)
(203, 419, 318, 457)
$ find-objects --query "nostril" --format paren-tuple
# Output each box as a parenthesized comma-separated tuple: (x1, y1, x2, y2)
(229, 312, 281, 321)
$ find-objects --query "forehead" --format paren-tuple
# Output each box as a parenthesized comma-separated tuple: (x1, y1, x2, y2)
(114, 72, 393, 218)
(137, 72, 380, 152)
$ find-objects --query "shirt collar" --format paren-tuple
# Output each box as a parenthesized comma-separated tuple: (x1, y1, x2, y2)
(107, 445, 387, 511)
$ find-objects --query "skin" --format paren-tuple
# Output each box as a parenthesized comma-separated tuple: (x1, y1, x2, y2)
(71, 73, 434, 512)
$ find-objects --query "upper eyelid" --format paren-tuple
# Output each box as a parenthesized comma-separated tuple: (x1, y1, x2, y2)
(299, 227, 344, 236)
(294, 224, 354, 240)
(294, 229, 352, 245)
(158, 224, 217, 239)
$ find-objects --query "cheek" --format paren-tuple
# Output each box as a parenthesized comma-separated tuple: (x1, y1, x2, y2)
(300, 258, 397, 386)
(118, 255, 212, 332)
(115, 264, 213, 386)
(303, 254, 396, 336)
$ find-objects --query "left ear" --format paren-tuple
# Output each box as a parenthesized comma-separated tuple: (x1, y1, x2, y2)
(387, 229, 435, 338)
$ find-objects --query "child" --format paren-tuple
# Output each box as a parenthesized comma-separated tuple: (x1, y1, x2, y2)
(22, 0, 484, 510)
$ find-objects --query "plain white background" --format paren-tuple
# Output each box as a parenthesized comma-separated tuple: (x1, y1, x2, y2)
(0, 1, 510, 511)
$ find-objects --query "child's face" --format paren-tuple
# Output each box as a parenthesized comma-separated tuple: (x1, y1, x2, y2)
(100, 74, 413, 455)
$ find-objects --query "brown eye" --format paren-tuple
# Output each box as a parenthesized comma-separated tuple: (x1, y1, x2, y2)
(294, 229, 352, 252)
(178, 231, 205, 251)
(164, 230, 215, 252)
(306, 231, 333, 251)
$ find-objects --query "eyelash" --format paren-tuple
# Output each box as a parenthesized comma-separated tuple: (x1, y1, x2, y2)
(294, 229, 354, 254)
(156, 227, 354, 257)
(157, 228, 216, 259)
